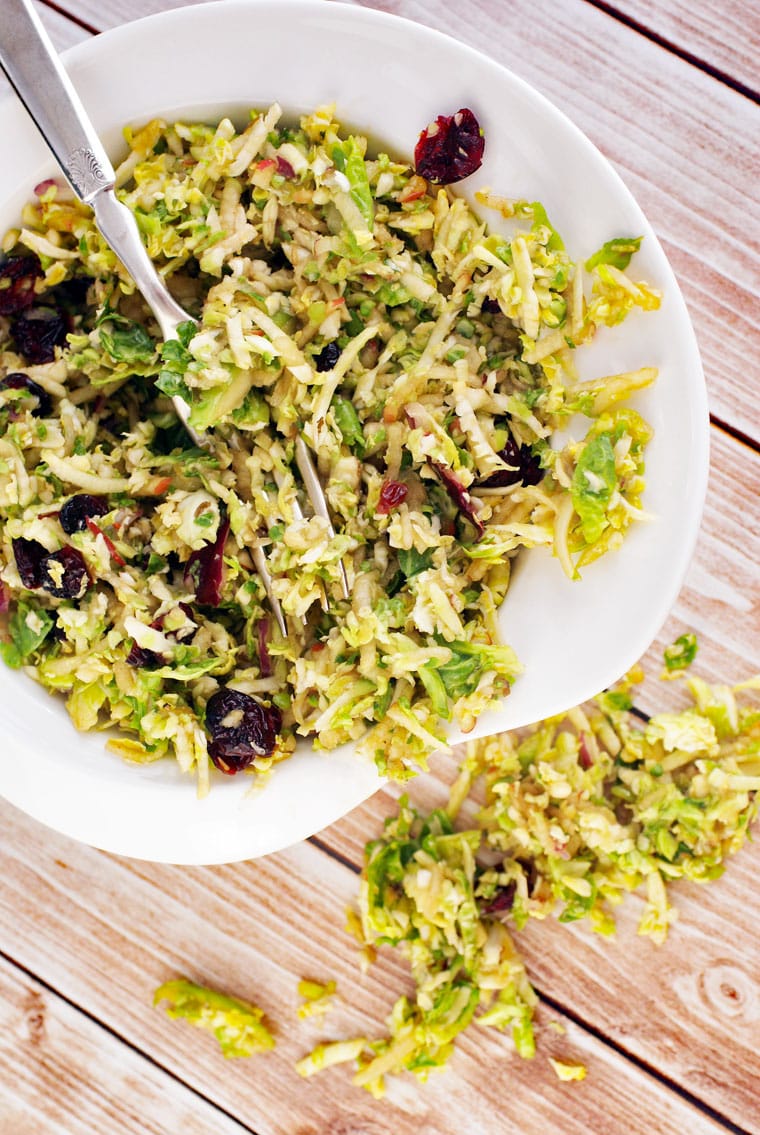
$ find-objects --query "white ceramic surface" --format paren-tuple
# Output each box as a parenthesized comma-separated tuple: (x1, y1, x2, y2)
(0, 0, 709, 863)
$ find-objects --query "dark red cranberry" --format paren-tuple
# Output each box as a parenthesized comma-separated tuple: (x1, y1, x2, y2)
(0, 372, 52, 417)
(257, 617, 272, 677)
(481, 297, 501, 314)
(126, 642, 162, 669)
(414, 107, 485, 184)
(11, 306, 68, 364)
(578, 734, 594, 770)
(59, 494, 109, 534)
(431, 462, 484, 537)
(314, 341, 341, 372)
(205, 687, 282, 773)
(0, 256, 42, 315)
(39, 546, 89, 599)
(276, 155, 296, 179)
(479, 438, 543, 489)
(377, 479, 408, 515)
(480, 881, 517, 915)
(184, 518, 229, 607)
(12, 537, 46, 589)
(126, 605, 195, 668)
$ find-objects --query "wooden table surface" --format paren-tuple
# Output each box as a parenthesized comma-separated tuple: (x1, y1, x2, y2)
(1, 1, 759, 1133)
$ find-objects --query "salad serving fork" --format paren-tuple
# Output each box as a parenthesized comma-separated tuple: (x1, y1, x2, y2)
(0, 0, 347, 636)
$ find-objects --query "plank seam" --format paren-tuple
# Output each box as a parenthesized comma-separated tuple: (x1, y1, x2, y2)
(537, 988, 753, 1135)
(581, 0, 760, 104)
(0, 947, 262, 1135)
(310, 817, 755, 1134)
(0, 872, 750, 1133)
(38, 0, 100, 36)
(308, 833, 361, 874)
(710, 414, 760, 456)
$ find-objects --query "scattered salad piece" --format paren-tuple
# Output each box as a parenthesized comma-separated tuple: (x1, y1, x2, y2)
(0, 103, 662, 787)
(153, 979, 275, 1058)
(549, 1058, 587, 1082)
(297, 978, 338, 1020)
(294, 650, 759, 1096)
(662, 631, 699, 677)
(151, 651, 758, 1099)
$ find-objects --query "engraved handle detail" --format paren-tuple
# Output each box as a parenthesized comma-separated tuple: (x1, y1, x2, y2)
(67, 147, 112, 198)
(0, 0, 115, 201)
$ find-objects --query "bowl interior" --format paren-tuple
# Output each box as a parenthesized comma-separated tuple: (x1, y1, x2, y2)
(0, 0, 708, 862)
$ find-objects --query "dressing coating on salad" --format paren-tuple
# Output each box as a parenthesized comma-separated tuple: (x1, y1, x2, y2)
(0, 104, 660, 789)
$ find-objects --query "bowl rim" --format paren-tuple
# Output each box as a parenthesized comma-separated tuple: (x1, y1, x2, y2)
(0, 0, 709, 863)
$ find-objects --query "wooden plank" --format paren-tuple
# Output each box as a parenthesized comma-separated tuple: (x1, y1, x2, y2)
(44, 0, 760, 440)
(0, 800, 736, 1135)
(610, 0, 760, 95)
(638, 425, 760, 691)
(33, 1, 88, 49)
(319, 424, 760, 1129)
(0, 4, 89, 99)
(0, 954, 253, 1135)
(323, 779, 760, 1133)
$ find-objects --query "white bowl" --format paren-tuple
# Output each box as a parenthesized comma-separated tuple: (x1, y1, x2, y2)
(0, 0, 708, 863)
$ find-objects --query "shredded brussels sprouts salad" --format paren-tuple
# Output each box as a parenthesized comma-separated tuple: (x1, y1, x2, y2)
(0, 103, 661, 788)
(153, 647, 760, 1097)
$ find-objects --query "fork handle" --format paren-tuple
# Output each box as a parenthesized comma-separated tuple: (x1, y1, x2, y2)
(0, 0, 115, 203)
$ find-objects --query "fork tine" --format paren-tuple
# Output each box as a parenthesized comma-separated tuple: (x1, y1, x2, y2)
(294, 435, 350, 600)
(250, 543, 287, 637)
(273, 468, 329, 614)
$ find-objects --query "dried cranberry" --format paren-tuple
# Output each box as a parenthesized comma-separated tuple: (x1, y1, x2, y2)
(276, 155, 296, 179)
(479, 438, 543, 489)
(480, 881, 517, 915)
(0, 372, 52, 417)
(60, 494, 109, 534)
(257, 617, 272, 678)
(431, 462, 484, 537)
(39, 546, 89, 599)
(414, 107, 485, 184)
(314, 341, 341, 372)
(184, 518, 229, 606)
(205, 687, 282, 774)
(377, 479, 408, 515)
(12, 537, 46, 589)
(126, 642, 162, 669)
(578, 733, 594, 770)
(126, 604, 195, 668)
(0, 256, 42, 315)
(12, 306, 68, 364)
(481, 297, 501, 314)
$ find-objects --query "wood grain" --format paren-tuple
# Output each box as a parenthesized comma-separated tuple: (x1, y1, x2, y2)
(39, 0, 760, 439)
(0, 3, 88, 99)
(0, 801, 739, 1135)
(1, 3, 757, 1133)
(319, 423, 760, 1128)
(322, 764, 760, 1132)
(0, 955, 253, 1135)
(610, 0, 760, 94)
(33, 1, 89, 49)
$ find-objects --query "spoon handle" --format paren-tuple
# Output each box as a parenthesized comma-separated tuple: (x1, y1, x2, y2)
(0, 0, 114, 203)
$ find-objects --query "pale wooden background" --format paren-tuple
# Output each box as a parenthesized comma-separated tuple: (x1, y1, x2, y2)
(1, 2, 759, 1133)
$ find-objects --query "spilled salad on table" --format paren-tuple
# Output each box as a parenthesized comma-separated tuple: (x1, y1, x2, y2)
(0, 103, 660, 791)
